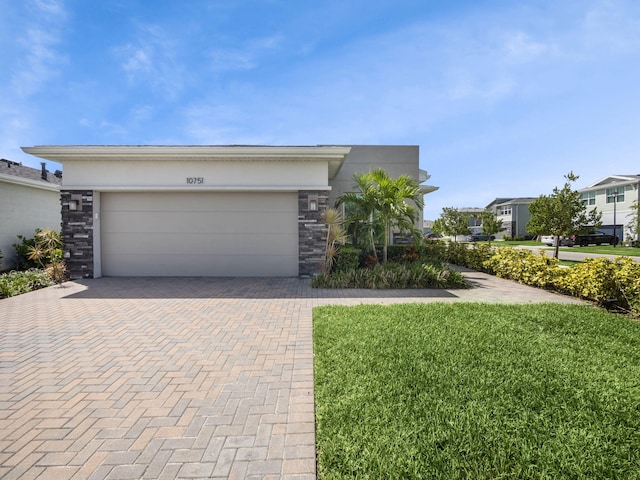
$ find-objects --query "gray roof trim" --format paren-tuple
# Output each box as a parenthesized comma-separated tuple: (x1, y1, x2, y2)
(0, 172, 61, 192)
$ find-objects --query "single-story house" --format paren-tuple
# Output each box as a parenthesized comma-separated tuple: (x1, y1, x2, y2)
(22, 145, 437, 278)
(0, 159, 62, 271)
(578, 175, 640, 242)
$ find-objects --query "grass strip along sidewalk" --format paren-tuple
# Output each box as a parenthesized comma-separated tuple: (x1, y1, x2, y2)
(314, 303, 640, 479)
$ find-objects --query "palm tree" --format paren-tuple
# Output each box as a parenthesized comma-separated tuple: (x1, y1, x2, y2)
(338, 169, 424, 263)
(337, 172, 380, 261)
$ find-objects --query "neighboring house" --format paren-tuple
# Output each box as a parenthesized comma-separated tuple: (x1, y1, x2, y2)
(578, 175, 640, 242)
(22, 145, 437, 279)
(485, 197, 537, 239)
(457, 208, 483, 228)
(0, 159, 62, 271)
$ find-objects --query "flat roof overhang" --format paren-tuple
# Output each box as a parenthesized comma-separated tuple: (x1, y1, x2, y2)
(21, 145, 352, 179)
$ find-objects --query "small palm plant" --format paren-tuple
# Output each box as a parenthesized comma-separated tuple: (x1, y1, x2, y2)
(338, 169, 424, 263)
(322, 208, 348, 273)
(27, 229, 67, 285)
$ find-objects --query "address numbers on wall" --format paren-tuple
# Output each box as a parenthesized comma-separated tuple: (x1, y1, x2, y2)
(186, 177, 204, 184)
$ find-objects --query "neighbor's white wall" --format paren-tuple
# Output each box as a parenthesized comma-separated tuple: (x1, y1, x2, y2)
(62, 160, 329, 189)
(0, 181, 61, 271)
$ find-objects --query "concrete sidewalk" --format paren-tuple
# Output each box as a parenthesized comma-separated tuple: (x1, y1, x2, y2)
(0, 274, 583, 479)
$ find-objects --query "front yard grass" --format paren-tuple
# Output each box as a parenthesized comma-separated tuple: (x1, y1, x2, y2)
(314, 303, 640, 479)
(559, 245, 640, 256)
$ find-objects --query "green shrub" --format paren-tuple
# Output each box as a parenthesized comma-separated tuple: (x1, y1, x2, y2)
(420, 239, 449, 260)
(555, 257, 640, 314)
(13, 233, 39, 269)
(0, 269, 55, 298)
(312, 261, 468, 289)
(484, 247, 560, 288)
(419, 240, 492, 271)
(437, 241, 469, 266)
(333, 246, 362, 272)
(13, 228, 63, 270)
(464, 243, 493, 271)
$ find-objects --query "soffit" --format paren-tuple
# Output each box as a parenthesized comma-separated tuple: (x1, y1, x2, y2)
(21, 145, 352, 179)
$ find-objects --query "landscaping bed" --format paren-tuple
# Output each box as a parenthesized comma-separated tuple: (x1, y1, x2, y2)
(0, 269, 56, 299)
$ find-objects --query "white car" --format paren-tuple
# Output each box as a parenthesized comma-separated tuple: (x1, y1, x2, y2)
(541, 235, 574, 247)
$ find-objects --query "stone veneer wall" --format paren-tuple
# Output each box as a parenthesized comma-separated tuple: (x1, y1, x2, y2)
(61, 190, 94, 279)
(298, 190, 329, 277)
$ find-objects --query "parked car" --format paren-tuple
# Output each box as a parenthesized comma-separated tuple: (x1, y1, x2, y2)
(469, 233, 495, 242)
(541, 235, 574, 247)
(570, 230, 619, 247)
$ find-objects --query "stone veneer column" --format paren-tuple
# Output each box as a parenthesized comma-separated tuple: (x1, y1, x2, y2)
(61, 190, 94, 278)
(298, 190, 329, 277)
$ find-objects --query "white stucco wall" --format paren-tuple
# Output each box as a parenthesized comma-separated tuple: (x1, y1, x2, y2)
(62, 159, 330, 190)
(0, 180, 61, 271)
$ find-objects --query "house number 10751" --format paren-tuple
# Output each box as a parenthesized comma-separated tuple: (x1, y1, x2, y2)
(186, 177, 204, 184)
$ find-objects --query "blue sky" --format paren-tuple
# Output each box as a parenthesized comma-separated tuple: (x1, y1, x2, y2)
(2, 0, 639, 220)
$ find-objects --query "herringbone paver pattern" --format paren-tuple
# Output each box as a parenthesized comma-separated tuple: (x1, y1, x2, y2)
(0, 274, 582, 479)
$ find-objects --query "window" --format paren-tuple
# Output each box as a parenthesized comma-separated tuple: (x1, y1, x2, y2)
(498, 206, 512, 216)
(606, 187, 625, 203)
(581, 191, 595, 206)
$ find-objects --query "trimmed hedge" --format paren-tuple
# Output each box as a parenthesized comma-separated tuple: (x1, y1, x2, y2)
(423, 240, 640, 317)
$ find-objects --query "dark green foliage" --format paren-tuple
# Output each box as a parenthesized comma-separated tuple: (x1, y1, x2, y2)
(333, 246, 362, 272)
(314, 303, 640, 479)
(12, 233, 39, 270)
(312, 261, 468, 289)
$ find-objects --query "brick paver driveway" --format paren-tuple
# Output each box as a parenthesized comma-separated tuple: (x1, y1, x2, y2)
(0, 274, 582, 479)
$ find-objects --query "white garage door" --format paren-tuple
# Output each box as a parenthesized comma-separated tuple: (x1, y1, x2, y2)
(101, 192, 299, 276)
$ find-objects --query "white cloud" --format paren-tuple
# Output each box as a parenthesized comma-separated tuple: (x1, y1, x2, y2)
(115, 23, 189, 100)
(122, 47, 153, 75)
(582, 0, 640, 53)
(10, 0, 67, 96)
(208, 34, 283, 72)
(503, 32, 552, 63)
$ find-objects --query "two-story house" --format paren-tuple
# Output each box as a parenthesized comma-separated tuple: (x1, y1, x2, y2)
(485, 197, 537, 239)
(578, 175, 640, 242)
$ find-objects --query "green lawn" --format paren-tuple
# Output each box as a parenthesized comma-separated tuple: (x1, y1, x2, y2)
(495, 241, 640, 257)
(314, 303, 640, 479)
(559, 245, 640, 256)
(495, 240, 542, 247)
